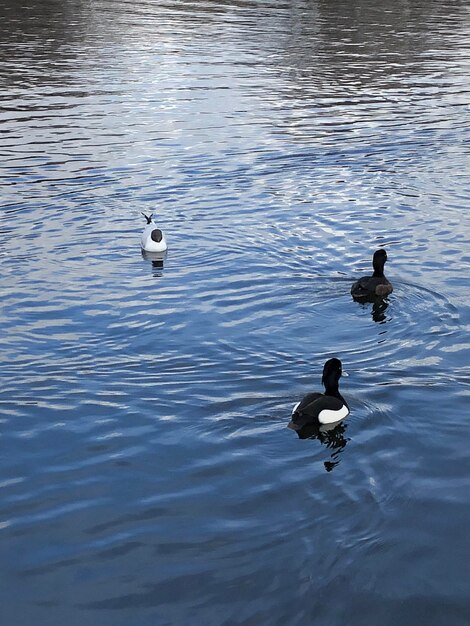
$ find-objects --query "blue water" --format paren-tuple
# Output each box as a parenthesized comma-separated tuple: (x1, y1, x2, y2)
(1, 0, 469, 624)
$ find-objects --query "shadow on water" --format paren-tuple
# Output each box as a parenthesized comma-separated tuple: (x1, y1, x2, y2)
(141, 249, 166, 278)
(292, 421, 350, 473)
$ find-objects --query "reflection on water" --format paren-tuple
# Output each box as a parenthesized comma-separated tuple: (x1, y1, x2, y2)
(0, 0, 469, 624)
(352, 295, 391, 324)
(370, 298, 390, 324)
(141, 249, 166, 277)
(293, 420, 350, 472)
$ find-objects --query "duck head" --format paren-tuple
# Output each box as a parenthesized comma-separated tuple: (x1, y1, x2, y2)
(372, 249, 387, 277)
(321, 357, 344, 394)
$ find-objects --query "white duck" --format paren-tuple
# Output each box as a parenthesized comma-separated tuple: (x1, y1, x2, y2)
(140, 213, 167, 253)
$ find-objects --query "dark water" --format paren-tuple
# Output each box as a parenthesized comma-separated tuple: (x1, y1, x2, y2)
(1, 0, 469, 624)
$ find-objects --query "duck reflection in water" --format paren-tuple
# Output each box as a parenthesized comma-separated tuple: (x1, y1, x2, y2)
(353, 296, 390, 323)
(294, 420, 350, 472)
(141, 249, 167, 278)
(371, 297, 389, 323)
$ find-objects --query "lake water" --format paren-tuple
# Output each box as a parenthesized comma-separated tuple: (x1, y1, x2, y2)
(1, 0, 469, 624)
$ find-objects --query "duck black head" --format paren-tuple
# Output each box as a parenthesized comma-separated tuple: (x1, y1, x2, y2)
(372, 249, 387, 277)
(321, 358, 343, 393)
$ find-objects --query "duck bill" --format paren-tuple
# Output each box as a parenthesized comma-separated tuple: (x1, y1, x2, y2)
(287, 420, 301, 431)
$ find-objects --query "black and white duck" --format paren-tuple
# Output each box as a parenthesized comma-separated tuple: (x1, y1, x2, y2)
(288, 358, 349, 431)
(140, 213, 168, 253)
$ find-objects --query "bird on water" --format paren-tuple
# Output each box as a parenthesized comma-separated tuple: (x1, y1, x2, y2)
(351, 249, 393, 299)
(288, 358, 349, 432)
(140, 213, 167, 253)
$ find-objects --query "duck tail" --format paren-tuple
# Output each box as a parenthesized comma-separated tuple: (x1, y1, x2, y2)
(288, 410, 311, 431)
(141, 212, 153, 225)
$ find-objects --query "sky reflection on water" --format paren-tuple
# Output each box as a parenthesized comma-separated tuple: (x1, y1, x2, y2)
(0, 1, 469, 624)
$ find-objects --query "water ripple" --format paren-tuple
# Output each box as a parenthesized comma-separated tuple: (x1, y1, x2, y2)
(1, 0, 469, 623)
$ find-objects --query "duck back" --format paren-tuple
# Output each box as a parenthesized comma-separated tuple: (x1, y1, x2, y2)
(141, 225, 167, 252)
(351, 275, 392, 298)
(290, 393, 347, 430)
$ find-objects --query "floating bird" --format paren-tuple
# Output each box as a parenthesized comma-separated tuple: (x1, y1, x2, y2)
(140, 213, 167, 253)
(288, 358, 349, 431)
(351, 249, 393, 299)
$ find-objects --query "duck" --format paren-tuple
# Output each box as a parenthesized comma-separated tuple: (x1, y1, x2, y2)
(140, 213, 167, 253)
(351, 249, 393, 299)
(288, 358, 349, 432)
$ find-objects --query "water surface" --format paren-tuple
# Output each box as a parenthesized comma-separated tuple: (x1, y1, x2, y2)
(1, 1, 469, 624)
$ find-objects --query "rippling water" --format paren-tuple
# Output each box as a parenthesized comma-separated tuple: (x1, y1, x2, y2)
(1, 0, 469, 624)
